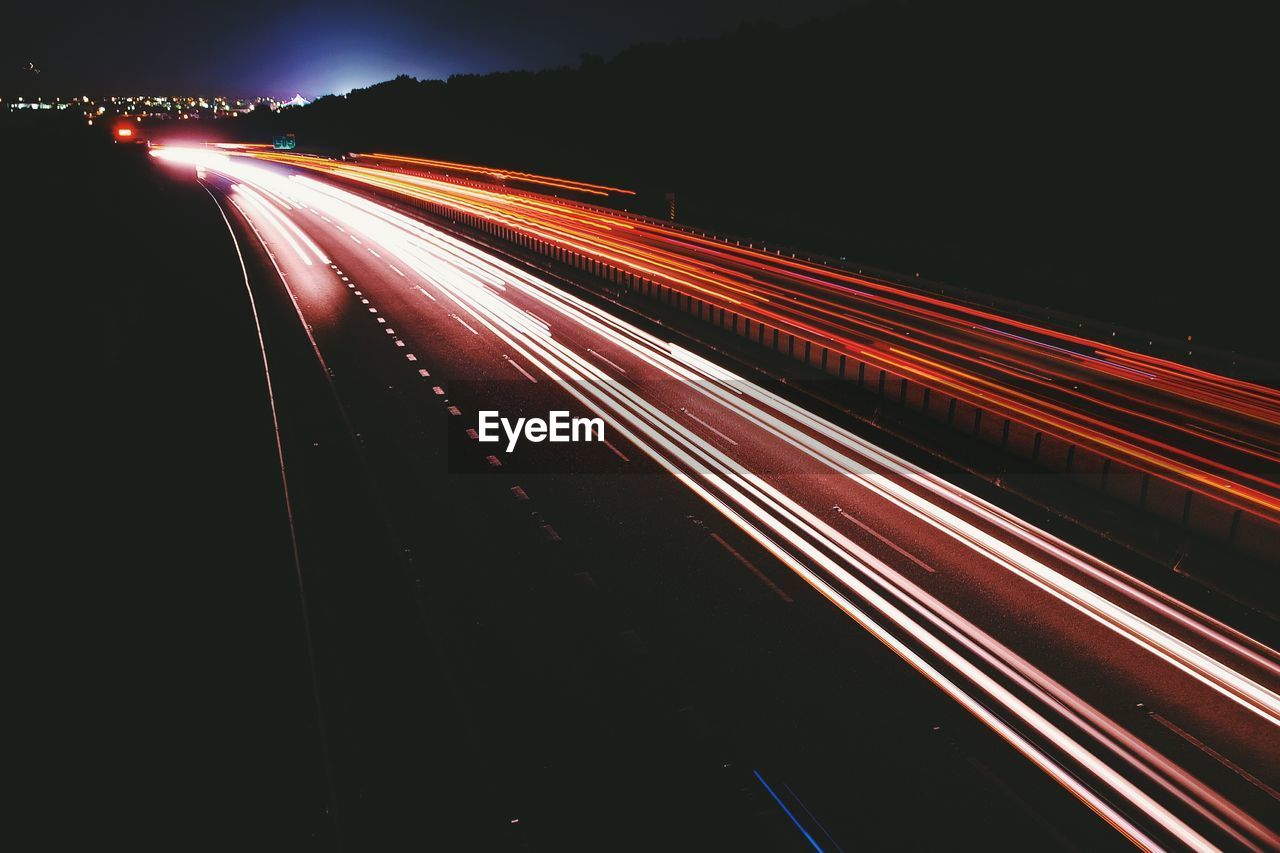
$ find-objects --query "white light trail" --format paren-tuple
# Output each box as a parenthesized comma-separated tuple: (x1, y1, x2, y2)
(190, 150, 1280, 849)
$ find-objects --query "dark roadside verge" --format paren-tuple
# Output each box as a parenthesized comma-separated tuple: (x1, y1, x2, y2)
(7, 128, 477, 849)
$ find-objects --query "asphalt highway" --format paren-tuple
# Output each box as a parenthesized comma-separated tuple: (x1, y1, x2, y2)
(160, 148, 1280, 850)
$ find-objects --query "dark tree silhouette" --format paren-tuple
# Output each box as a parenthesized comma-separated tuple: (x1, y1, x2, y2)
(231, 0, 1270, 356)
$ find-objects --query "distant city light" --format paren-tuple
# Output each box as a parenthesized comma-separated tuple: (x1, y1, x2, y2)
(5, 91, 287, 120)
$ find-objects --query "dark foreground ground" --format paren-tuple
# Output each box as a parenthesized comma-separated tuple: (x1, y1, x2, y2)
(13, 130, 342, 846)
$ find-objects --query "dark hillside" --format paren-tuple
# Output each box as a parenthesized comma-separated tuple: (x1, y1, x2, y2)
(236, 1, 1272, 357)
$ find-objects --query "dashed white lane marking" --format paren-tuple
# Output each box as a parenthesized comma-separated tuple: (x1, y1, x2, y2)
(832, 506, 936, 574)
(347, 283, 355, 289)
(502, 354, 538, 383)
(587, 348, 628, 374)
(321, 216, 332, 223)
(432, 386, 445, 395)
(334, 224, 345, 232)
(388, 265, 405, 277)
(485, 455, 502, 468)
(449, 313, 480, 335)
(603, 439, 630, 463)
(465, 428, 478, 440)
(377, 317, 386, 324)
(709, 532, 793, 603)
(368, 248, 382, 258)
(361, 298, 370, 304)
(350, 234, 362, 244)
(368, 308, 378, 314)
(414, 284, 437, 302)
(385, 328, 395, 334)
(418, 368, 430, 378)
(679, 407, 739, 446)
(406, 353, 418, 362)
(447, 405, 461, 416)
(396, 341, 406, 348)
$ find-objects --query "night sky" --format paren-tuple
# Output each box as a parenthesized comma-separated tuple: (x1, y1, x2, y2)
(5, 0, 849, 97)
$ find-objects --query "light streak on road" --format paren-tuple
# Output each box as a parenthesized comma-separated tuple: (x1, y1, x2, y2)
(162, 148, 1280, 849)
(239, 149, 1280, 527)
(230, 185, 331, 266)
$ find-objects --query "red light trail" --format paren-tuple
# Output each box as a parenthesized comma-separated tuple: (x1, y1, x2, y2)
(240, 150, 1280, 531)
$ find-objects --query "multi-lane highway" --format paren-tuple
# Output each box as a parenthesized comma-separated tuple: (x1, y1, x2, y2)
(240, 149, 1280, 533)
(156, 147, 1280, 850)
